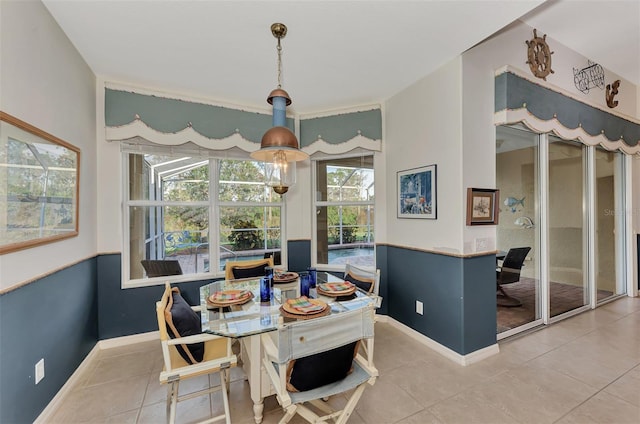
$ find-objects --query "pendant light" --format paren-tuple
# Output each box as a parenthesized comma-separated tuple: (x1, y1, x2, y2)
(250, 23, 308, 195)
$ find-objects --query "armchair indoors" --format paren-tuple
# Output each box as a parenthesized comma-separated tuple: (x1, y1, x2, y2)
(496, 247, 531, 307)
(261, 304, 378, 424)
(224, 257, 274, 281)
(156, 283, 237, 424)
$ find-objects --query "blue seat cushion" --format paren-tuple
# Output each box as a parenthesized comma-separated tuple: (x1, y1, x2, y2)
(286, 341, 359, 392)
(164, 287, 204, 364)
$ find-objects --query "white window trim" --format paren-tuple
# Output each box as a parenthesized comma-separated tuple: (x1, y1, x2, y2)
(121, 147, 285, 289)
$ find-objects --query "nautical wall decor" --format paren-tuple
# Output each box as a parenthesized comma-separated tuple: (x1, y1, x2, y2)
(606, 80, 621, 108)
(525, 29, 554, 80)
(573, 60, 605, 93)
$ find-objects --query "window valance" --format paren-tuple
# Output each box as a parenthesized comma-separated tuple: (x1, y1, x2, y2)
(105, 88, 382, 155)
(494, 66, 639, 155)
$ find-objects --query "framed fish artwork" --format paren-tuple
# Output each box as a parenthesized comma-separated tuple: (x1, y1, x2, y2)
(466, 188, 500, 225)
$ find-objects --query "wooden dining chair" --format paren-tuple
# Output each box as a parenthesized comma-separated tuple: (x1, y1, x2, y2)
(157, 282, 237, 424)
(224, 257, 274, 281)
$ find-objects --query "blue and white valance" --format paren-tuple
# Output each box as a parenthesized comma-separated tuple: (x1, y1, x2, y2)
(494, 66, 639, 155)
(105, 88, 382, 155)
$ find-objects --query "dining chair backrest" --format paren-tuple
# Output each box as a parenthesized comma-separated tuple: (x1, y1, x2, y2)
(344, 262, 381, 296)
(261, 303, 378, 423)
(224, 257, 274, 281)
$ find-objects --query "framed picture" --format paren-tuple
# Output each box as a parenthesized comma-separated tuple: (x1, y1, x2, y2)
(397, 164, 437, 219)
(466, 188, 499, 225)
(0, 112, 80, 254)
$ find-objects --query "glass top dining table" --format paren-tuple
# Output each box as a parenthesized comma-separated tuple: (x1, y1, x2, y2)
(199, 272, 380, 338)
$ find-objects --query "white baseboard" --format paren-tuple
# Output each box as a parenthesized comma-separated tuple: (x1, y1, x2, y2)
(98, 330, 159, 350)
(378, 315, 500, 366)
(35, 331, 159, 423)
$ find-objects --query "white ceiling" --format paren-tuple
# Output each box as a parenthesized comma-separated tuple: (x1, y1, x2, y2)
(42, 0, 639, 115)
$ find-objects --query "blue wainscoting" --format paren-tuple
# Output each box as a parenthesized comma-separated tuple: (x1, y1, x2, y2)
(0, 259, 98, 424)
(384, 245, 496, 355)
(97, 254, 215, 339)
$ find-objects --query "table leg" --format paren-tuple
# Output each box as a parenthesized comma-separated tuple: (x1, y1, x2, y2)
(241, 334, 265, 423)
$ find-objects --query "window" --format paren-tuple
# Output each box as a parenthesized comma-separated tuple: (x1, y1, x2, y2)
(125, 150, 282, 285)
(314, 156, 374, 268)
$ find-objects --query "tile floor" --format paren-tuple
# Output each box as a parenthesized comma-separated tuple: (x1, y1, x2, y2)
(48, 297, 639, 424)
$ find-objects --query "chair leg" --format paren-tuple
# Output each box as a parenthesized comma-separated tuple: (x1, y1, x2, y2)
(166, 381, 179, 424)
(335, 383, 367, 424)
(497, 285, 522, 307)
(220, 369, 232, 424)
(279, 405, 296, 424)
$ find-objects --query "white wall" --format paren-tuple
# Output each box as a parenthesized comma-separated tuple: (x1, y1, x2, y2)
(460, 20, 638, 255)
(384, 57, 464, 252)
(0, 1, 97, 290)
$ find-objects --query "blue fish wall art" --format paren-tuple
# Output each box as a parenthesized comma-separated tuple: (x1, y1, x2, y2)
(504, 196, 525, 213)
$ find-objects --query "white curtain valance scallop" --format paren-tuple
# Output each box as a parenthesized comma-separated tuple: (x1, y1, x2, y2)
(494, 66, 640, 155)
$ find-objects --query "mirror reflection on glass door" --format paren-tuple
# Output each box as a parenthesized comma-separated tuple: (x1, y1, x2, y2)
(495, 126, 541, 336)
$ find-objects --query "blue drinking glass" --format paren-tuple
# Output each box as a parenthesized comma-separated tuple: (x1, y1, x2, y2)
(260, 277, 271, 302)
(307, 267, 317, 288)
(299, 272, 310, 297)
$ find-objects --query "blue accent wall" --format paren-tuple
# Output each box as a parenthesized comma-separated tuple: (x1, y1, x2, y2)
(384, 245, 496, 355)
(97, 254, 217, 339)
(0, 259, 98, 424)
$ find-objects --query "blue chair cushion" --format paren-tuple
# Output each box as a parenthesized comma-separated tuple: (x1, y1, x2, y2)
(164, 287, 204, 364)
(286, 341, 359, 392)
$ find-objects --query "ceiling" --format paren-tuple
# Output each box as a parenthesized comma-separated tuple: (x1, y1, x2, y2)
(42, 0, 639, 116)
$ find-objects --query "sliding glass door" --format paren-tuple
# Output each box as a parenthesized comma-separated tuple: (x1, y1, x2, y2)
(548, 137, 589, 317)
(595, 147, 627, 301)
(496, 127, 628, 337)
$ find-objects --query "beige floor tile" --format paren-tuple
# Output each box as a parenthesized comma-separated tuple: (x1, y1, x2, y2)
(555, 391, 640, 424)
(355, 376, 423, 423)
(52, 374, 148, 422)
(394, 408, 443, 424)
(427, 389, 522, 424)
(138, 393, 212, 424)
(143, 372, 211, 406)
(528, 342, 637, 390)
(603, 365, 640, 407)
(385, 357, 484, 407)
(473, 364, 597, 424)
(83, 349, 158, 387)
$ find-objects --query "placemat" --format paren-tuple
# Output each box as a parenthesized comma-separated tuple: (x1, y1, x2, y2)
(274, 271, 299, 283)
(207, 289, 253, 306)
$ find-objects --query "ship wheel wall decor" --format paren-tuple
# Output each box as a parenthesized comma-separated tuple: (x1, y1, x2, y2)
(526, 29, 554, 80)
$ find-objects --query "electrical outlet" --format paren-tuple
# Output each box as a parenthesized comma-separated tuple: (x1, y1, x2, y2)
(35, 358, 45, 384)
(416, 300, 423, 315)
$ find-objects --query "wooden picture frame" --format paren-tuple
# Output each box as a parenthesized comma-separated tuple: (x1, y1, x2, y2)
(466, 188, 499, 225)
(0, 112, 80, 254)
(397, 164, 437, 219)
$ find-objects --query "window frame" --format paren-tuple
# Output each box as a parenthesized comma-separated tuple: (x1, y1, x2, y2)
(121, 147, 285, 288)
(311, 153, 375, 272)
